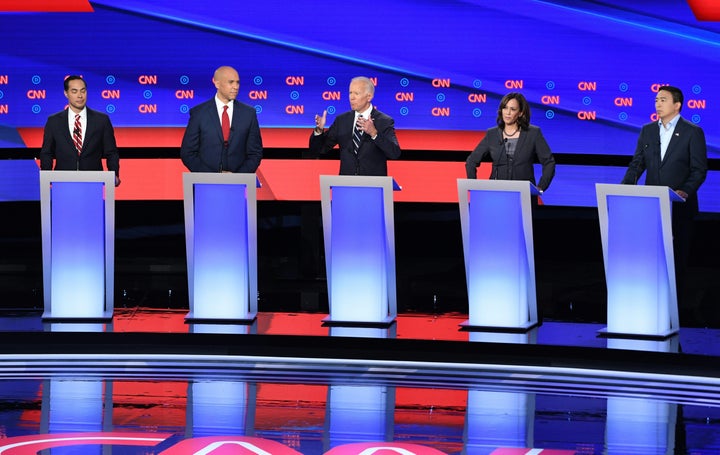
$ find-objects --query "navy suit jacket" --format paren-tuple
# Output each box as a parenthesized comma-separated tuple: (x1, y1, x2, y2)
(622, 117, 707, 208)
(180, 98, 263, 173)
(39, 107, 119, 175)
(465, 125, 555, 191)
(308, 107, 401, 176)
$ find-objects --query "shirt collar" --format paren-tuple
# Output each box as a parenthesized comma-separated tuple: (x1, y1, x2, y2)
(355, 105, 373, 120)
(70, 107, 87, 118)
(215, 95, 232, 110)
(659, 113, 681, 129)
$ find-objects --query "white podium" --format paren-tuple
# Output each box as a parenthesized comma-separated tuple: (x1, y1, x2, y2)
(596, 183, 683, 338)
(457, 179, 539, 331)
(320, 175, 399, 326)
(40, 171, 115, 320)
(183, 172, 258, 322)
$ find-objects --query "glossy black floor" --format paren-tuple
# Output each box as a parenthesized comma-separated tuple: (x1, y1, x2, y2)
(2, 200, 720, 454)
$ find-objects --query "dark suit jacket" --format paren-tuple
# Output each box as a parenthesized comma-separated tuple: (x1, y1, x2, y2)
(308, 107, 401, 176)
(180, 98, 263, 173)
(465, 125, 555, 191)
(621, 117, 707, 212)
(39, 108, 119, 175)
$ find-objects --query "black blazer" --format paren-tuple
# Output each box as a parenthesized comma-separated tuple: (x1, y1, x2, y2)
(180, 98, 263, 173)
(465, 125, 555, 191)
(622, 117, 707, 199)
(309, 107, 401, 176)
(39, 108, 119, 175)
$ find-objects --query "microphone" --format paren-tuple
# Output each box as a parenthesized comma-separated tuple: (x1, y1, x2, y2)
(503, 138, 513, 180)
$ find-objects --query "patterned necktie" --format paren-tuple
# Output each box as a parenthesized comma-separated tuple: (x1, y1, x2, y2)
(73, 114, 82, 155)
(221, 105, 230, 143)
(352, 116, 362, 153)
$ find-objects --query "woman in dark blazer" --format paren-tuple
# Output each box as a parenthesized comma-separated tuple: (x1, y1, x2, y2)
(465, 92, 555, 192)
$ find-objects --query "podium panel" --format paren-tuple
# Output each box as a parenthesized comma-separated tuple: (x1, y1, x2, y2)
(320, 175, 398, 325)
(457, 179, 538, 331)
(40, 171, 115, 320)
(183, 173, 258, 322)
(596, 183, 683, 338)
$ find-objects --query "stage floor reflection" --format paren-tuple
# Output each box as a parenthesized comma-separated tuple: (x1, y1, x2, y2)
(1, 310, 720, 454)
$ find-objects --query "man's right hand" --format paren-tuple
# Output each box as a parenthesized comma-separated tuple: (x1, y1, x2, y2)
(314, 110, 327, 133)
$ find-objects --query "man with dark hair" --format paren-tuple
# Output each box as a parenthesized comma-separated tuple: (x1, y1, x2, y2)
(622, 85, 708, 318)
(40, 75, 120, 186)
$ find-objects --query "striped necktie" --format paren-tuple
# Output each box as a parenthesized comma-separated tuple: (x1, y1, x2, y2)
(352, 116, 362, 153)
(73, 114, 82, 155)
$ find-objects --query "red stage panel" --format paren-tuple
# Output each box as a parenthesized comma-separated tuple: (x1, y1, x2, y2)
(115, 159, 491, 202)
(687, 0, 720, 20)
(115, 159, 187, 200)
(17, 127, 484, 151)
(31, 158, 490, 202)
(0, 0, 93, 12)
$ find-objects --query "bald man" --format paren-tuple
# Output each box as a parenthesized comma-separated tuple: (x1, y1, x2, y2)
(181, 66, 263, 173)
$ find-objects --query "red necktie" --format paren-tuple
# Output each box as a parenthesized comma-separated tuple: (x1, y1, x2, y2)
(221, 105, 230, 142)
(73, 114, 82, 155)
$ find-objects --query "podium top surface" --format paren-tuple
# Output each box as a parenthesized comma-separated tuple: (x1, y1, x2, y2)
(320, 175, 401, 191)
(457, 178, 539, 195)
(182, 172, 261, 187)
(596, 183, 685, 202)
(39, 170, 115, 185)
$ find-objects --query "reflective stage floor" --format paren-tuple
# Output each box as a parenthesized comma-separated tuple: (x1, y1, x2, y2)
(2, 310, 720, 454)
(3, 201, 720, 454)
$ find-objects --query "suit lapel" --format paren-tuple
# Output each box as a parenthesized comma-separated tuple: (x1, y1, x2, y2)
(515, 128, 528, 156)
(228, 100, 239, 144)
(83, 110, 95, 151)
(63, 110, 76, 149)
(212, 101, 224, 142)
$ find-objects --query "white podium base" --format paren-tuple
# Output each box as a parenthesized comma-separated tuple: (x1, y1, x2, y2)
(459, 319, 540, 333)
(322, 314, 396, 328)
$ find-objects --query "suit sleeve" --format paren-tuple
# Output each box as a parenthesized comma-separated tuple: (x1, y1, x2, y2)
(621, 127, 649, 184)
(237, 112, 263, 173)
(465, 132, 491, 178)
(180, 108, 205, 172)
(101, 115, 120, 176)
(39, 116, 56, 170)
(534, 128, 555, 191)
(309, 119, 340, 157)
(371, 116, 401, 159)
(681, 125, 707, 195)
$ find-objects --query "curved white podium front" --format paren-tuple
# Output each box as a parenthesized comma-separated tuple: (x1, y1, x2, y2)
(457, 179, 539, 332)
(596, 183, 683, 339)
(40, 171, 115, 320)
(320, 175, 399, 326)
